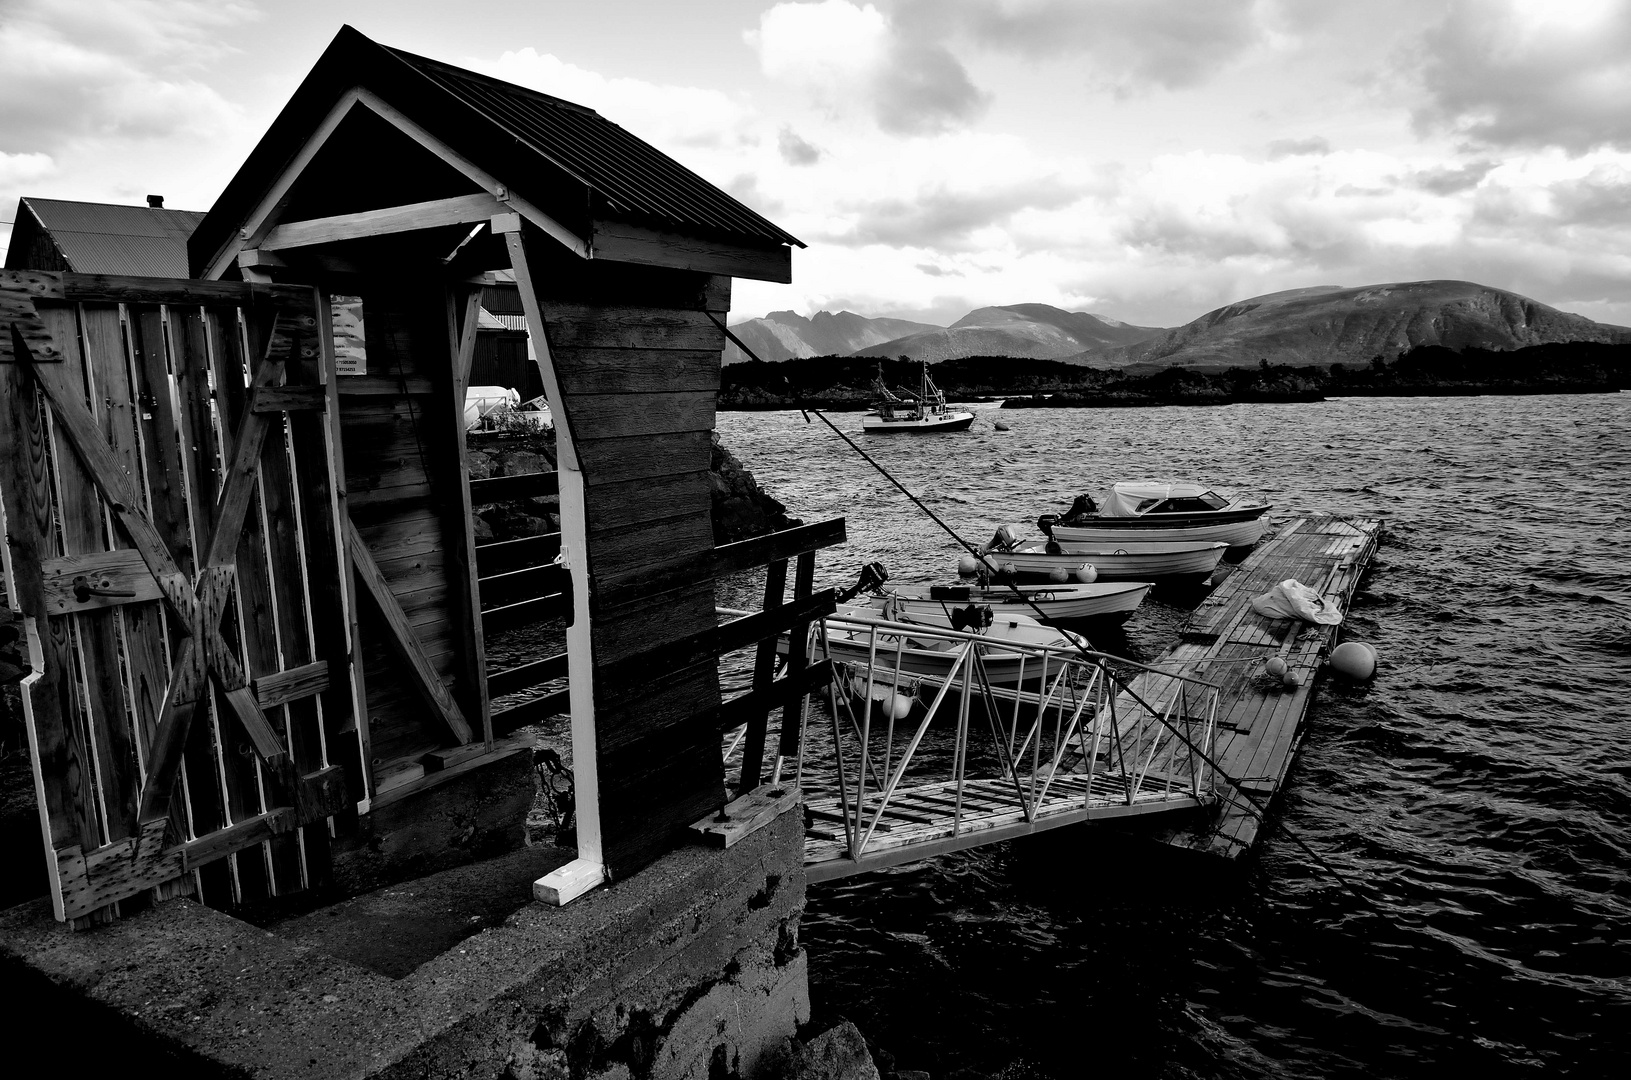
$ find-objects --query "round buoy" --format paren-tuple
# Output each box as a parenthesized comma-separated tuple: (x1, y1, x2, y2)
(1074, 564, 1098, 583)
(887, 694, 914, 720)
(1265, 656, 1287, 678)
(1049, 567, 1069, 583)
(1329, 641, 1378, 680)
(1282, 670, 1300, 689)
(957, 554, 979, 576)
(1001, 561, 1017, 576)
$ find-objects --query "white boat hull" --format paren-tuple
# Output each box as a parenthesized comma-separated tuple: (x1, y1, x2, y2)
(1048, 516, 1267, 549)
(985, 541, 1227, 581)
(802, 606, 1083, 686)
(861, 411, 976, 433)
(873, 582, 1152, 623)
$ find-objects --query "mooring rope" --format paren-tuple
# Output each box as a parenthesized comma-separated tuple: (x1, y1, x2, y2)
(707, 313, 1382, 914)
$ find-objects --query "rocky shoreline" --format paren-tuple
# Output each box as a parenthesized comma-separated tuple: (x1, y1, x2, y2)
(467, 427, 797, 547)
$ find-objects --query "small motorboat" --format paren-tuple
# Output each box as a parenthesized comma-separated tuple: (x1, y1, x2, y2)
(1039, 482, 1271, 549)
(971, 526, 1227, 582)
(867, 580, 1152, 625)
(808, 602, 1087, 687)
(862, 362, 975, 434)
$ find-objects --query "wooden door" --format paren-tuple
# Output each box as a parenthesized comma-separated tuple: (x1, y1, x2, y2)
(0, 271, 355, 922)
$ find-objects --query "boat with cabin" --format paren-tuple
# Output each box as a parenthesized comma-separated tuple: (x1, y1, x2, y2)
(862, 362, 975, 433)
(1039, 482, 1271, 549)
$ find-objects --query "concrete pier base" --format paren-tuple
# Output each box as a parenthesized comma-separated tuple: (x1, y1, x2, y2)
(0, 802, 810, 1079)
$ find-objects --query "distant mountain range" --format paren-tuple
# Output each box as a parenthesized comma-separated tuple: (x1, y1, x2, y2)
(722, 310, 940, 363)
(1072, 281, 1631, 370)
(853, 304, 1161, 361)
(725, 281, 1630, 370)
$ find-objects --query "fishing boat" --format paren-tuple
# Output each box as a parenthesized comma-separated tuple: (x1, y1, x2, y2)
(862, 362, 975, 433)
(973, 536, 1228, 582)
(867, 581, 1152, 625)
(1039, 482, 1271, 549)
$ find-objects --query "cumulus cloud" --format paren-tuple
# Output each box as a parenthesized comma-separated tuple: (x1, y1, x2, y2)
(1267, 137, 1331, 159)
(749, 1, 990, 135)
(1404, 161, 1496, 195)
(0, 1, 251, 152)
(479, 48, 754, 152)
(825, 177, 1086, 248)
(778, 126, 823, 165)
(1408, 0, 1631, 152)
(900, 0, 1267, 92)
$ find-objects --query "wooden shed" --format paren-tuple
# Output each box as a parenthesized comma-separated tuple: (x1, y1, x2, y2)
(0, 25, 841, 923)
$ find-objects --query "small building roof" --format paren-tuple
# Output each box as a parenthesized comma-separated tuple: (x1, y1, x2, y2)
(6, 197, 205, 276)
(191, 25, 802, 278)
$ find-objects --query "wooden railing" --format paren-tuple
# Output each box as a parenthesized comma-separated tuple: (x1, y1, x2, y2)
(480, 517, 848, 780)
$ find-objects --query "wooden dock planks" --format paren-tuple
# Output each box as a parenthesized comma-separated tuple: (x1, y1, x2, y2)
(1132, 516, 1381, 859)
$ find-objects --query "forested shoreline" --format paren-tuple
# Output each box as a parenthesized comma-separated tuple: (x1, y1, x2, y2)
(718, 341, 1629, 410)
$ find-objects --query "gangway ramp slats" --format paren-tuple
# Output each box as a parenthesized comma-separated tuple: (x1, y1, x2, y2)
(803, 775, 1207, 882)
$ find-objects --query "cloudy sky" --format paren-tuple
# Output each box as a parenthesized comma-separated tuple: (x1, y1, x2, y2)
(3, 0, 1629, 328)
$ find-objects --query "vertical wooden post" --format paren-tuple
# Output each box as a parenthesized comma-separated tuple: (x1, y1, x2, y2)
(738, 559, 787, 794)
(774, 550, 817, 776)
(444, 285, 491, 746)
(310, 287, 372, 806)
(498, 215, 605, 904)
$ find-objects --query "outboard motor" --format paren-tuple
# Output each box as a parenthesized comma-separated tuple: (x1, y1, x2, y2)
(1036, 513, 1058, 539)
(837, 561, 890, 603)
(980, 524, 1019, 555)
(950, 604, 994, 633)
(1063, 493, 1096, 524)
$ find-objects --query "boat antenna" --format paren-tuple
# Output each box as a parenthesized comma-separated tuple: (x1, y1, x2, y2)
(706, 312, 1383, 915)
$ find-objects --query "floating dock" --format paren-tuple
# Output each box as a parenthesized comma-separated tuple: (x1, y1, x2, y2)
(789, 514, 1380, 880)
(1120, 515, 1382, 859)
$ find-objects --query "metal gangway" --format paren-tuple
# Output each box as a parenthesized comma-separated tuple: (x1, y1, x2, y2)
(724, 607, 1224, 882)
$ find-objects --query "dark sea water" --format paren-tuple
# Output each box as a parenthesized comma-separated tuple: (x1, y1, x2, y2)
(715, 394, 1631, 1080)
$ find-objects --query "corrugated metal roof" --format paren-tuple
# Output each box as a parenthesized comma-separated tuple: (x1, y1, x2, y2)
(385, 48, 803, 249)
(23, 198, 205, 276)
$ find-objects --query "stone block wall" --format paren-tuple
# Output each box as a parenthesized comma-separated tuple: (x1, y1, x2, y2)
(0, 797, 810, 1080)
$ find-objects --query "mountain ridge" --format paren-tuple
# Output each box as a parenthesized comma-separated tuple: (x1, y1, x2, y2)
(722, 280, 1630, 370)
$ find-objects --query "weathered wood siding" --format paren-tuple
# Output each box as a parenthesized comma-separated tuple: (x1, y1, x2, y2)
(532, 253, 731, 876)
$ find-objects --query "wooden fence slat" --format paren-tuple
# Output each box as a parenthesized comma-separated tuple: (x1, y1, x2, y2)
(39, 303, 141, 845)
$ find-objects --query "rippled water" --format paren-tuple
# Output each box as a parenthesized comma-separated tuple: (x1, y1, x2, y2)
(717, 394, 1631, 1079)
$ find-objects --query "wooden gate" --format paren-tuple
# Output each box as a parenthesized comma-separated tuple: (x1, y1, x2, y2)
(0, 270, 355, 923)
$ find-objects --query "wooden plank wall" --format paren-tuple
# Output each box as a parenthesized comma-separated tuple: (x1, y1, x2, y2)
(530, 250, 730, 876)
(0, 272, 356, 920)
(338, 279, 487, 791)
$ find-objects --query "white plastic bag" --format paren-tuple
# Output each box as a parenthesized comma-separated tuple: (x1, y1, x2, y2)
(1249, 578, 1342, 624)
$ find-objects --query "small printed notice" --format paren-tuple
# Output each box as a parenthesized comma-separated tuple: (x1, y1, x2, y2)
(330, 295, 367, 376)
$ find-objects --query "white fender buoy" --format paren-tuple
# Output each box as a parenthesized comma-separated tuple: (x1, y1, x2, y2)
(1049, 567, 1069, 583)
(1265, 656, 1288, 678)
(887, 693, 914, 720)
(1329, 641, 1378, 680)
(957, 554, 979, 576)
(1282, 670, 1300, 689)
(1074, 564, 1098, 583)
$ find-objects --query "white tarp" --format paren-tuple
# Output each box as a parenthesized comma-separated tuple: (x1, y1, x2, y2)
(1249, 579, 1343, 624)
(464, 385, 519, 429)
(1097, 481, 1213, 517)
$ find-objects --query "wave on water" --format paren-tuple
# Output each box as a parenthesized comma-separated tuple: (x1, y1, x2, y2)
(719, 393, 1631, 1078)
